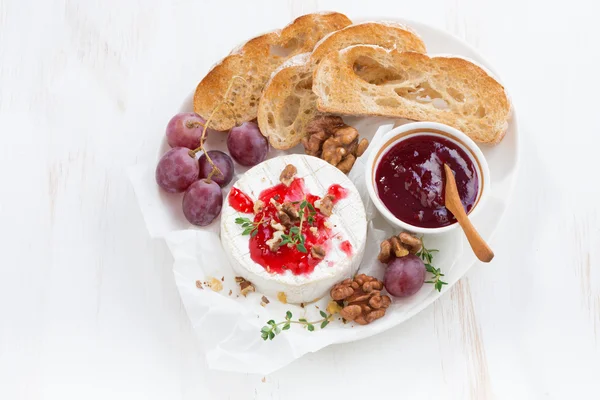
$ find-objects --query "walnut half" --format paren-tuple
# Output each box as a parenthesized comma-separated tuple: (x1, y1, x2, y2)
(330, 274, 391, 325)
(302, 116, 369, 174)
(378, 232, 422, 264)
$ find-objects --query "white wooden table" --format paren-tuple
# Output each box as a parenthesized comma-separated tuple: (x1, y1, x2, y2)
(1, 0, 599, 398)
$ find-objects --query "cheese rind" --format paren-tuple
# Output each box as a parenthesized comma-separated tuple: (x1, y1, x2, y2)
(220, 154, 367, 303)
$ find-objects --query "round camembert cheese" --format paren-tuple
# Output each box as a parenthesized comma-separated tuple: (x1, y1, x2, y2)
(220, 154, 367, 303)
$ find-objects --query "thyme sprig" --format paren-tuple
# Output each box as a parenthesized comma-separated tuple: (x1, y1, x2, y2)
(417, 239, 447, 292)
(260, 310, 332, 340)
(280, 198, 315, 253)
(235, 216, 262, 237)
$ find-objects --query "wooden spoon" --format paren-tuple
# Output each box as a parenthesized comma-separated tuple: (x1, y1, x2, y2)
(443, 164, 494, 263)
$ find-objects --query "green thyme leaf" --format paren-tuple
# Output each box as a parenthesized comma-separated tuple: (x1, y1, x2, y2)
(307, 203, 315, 212)
(297, 243, 307, 253)
(260, 309, 332, 341)
(251, 230, 258, 237)
(420, 238, 446, 292)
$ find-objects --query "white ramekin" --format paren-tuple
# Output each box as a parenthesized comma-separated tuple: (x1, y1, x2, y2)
(365, 122, 491, 235)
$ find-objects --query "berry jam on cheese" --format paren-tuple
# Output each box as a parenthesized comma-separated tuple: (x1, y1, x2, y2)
(235, 178, 348, 275)
(228, 187, 255, 213)
(327, 184, 348, 203)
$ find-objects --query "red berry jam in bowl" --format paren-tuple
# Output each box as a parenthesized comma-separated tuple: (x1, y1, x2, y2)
(376, 135, 478, 228)
(366, 122, 490, 234)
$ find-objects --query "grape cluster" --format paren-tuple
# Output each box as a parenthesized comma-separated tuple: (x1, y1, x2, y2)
(156, 113, 269, 226)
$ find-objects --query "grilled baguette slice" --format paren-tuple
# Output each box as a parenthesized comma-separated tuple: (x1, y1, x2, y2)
(310, 22, 426, 65)
(258, 23, 426, 149)
(256, 54, 318, 150)
(193, 12, 351, 132)
(313, 45, 511, 144)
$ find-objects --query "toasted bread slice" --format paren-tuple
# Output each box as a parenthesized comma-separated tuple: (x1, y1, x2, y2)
(313, 45, 510, 144)
(258, 23, 426, 149)
(257, 54, 318, 150)
(193, 12, 351, 132)
(310, 22, 426, 65)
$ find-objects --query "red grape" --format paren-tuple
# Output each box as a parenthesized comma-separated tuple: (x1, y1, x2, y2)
(198, 150, 234, 187)
(182, 179, 223, 226)
(156, 147, 199, 193)
(166, 112, 211, 149)
(227, 122, 269, 166)
(384, 254, 426, 297)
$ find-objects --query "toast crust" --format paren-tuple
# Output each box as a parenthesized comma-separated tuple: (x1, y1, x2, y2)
(193, 12, 351, 132)
(310, 22, 426, 65)
(313, 45, 510, 144)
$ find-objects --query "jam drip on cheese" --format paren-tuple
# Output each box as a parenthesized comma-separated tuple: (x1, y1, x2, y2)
(228, 187, 254, 213)
(232, 178, 350, 276)
(327, 184, 348, 203)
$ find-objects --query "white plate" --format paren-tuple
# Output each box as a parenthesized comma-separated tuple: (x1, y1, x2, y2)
(129, 17, 519, 375)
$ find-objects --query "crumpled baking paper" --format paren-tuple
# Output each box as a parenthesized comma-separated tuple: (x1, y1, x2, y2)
(129, 117, 502, 375)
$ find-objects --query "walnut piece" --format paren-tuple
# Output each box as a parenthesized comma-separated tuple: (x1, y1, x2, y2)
(330, 274, 391, 325)
(315, 195, 334, 217)
(260, 295, 270, 307)
(326, 300, 343, 315)
(266, 230, 284, 251)
(207, 277, 223, 292)
(236, 276, 255, 297)
(270, 219, 286, 231)
(279, 164, 297, 186)
(253, 199, 265, 214)
(277, 292, 287, 304)
(311, 245, 326, 259)
(378, 232, 422, 263)
(277, 211, 292, 228)
(302, 116, 369, 174)
(281, 202, 299, 219)
(398, 232, 422, 253)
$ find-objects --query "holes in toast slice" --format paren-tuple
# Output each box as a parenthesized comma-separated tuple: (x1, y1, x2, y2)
(353, 56, 405, 85)
(267, 112, 275, 128)
(281, 96, 301, 127)
(394, 82, 442, 104)
(394, 82, 452, 111)
(432, 98, 449, 110)
(447, 87, 465, 102)
(294, 75, 313, 93)
(475, 106, 486, 118)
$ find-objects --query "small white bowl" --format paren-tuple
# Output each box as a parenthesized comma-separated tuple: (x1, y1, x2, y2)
(365, 122, 491, 235)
